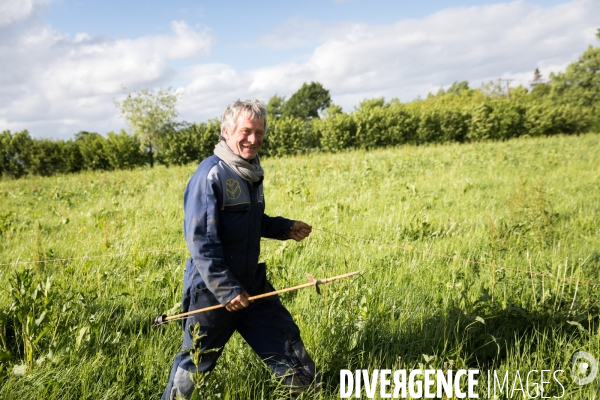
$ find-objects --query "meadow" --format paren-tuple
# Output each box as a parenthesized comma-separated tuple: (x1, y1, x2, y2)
(1, 133, 599, 399)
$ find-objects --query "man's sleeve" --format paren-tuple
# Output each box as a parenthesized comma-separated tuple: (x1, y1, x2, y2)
(261, 214, 295, 240)
(184, 170, 244, 305)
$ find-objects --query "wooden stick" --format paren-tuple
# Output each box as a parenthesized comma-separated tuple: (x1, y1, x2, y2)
(153, 270, 361, 326)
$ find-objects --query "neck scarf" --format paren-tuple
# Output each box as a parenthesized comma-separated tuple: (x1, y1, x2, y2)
(213, 141, 264, 183)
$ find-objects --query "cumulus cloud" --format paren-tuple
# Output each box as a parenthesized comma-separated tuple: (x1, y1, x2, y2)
(0, 0, 54, 26)
(0, 6, 212, 138)
(1, 0, 598, 138)
(239, 0, 599, 110)
(249, 18, 356, 51)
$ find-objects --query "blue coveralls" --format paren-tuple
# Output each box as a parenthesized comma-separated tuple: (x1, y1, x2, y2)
(162, 155, 317, 399)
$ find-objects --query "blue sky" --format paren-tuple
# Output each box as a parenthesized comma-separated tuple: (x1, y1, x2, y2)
(1, 0, 598, 139)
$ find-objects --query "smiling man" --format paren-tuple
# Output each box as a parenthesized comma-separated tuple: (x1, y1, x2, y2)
(162, 99, 318, 399)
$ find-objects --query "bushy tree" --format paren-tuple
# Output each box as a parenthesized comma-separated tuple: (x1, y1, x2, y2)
(75, 132, 110, 171)
(28, 138, 65, 176)
(530, 68, 543, 88)
(60, 140, 84, 173)
(525, 104, 592, 136)
(322, 104, 343, 118)
(0, 130, 34, 178)
(262, 116, 307, 157)
(115, 87, 180, 167)
(158, 120, 220, 166)
(313, 113, 356, 152)
(356, 97, 385, 111)
(447, 81, 470, 96)
(549, 44, 600, 108)
(354, 98, 399, 148)
(281, 82, 331, 120)
(266, 95, 286, 119)
(103, 130, 145, 169)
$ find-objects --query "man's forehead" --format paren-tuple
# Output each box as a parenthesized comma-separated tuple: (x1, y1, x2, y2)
(236, 112, 262, 122)
(236, 114, 264, 128)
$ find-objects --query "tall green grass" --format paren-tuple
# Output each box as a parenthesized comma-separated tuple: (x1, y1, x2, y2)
(1, 133, 599, 398)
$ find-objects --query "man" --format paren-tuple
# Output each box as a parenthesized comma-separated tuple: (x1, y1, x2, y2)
(162, 99, 318, 399)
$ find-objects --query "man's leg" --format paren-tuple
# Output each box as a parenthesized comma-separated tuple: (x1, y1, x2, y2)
(237, 296, 319, 396)
(162, 297, 236, 399)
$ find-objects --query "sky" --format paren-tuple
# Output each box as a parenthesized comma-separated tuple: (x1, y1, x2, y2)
(1, 0, 599, 140)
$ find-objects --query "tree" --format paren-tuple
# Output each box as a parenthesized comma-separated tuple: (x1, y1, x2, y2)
(356, 97, 385, 111)
(528, 68, 550, 99)
(60, 140, 84, 173)
(115, 87, 180, 167)
(321, 104, 343, 118)
(0, 130, 34, 178)
(266, 95, 286, 119)
(28, 138, 64, 176)
(158, 120, 220, 166)
(75, 131, 110, 170)
(447, 81, 470, 96)
(281, 82, 331, 120)
(103, 130, 146, 170)
(530, 68, 543, 88)
(549, 44, 600, 108)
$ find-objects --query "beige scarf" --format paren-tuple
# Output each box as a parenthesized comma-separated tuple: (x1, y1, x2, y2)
(213, 141, 264, 183)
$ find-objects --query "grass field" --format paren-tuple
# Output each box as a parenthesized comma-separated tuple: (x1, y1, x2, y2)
(1, 133, 599, 399)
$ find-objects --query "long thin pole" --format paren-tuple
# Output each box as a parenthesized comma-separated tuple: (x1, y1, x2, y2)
(153, 270, 361, 326)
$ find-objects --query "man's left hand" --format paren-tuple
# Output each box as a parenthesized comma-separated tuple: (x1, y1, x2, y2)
(290, 221, 312, 241)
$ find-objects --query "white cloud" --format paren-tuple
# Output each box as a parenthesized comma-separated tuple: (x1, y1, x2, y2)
(0, 11, 212, 138)
(249, 18, 356, 51)
(0, 0, 53, 26)
(235, 0, 599, 111)
(178, 63, 249, 118)
(1, 0, 598, 138)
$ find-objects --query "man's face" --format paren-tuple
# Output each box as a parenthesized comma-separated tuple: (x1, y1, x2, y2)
(223, 115, 264, 160)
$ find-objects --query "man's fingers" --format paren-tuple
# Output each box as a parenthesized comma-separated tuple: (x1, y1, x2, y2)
(226, 292, 250, 311)
(291, 232, 303, 241)
(296, 228, 311, 239)
(226, 302, 245, 311)
(290, 222, 312, 241)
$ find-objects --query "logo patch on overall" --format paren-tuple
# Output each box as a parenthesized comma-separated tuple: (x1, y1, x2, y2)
(226, 179, 241, 200)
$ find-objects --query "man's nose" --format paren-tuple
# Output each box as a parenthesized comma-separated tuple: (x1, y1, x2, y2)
(247, 133, 261, 143)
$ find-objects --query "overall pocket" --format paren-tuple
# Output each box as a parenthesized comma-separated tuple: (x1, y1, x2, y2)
(219, 203, 250, 243)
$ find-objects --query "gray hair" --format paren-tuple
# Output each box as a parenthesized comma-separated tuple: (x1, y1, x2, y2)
(220, 99, 267, 140)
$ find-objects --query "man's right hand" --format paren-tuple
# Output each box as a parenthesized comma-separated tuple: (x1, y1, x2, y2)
(225, 291, 250, 311)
